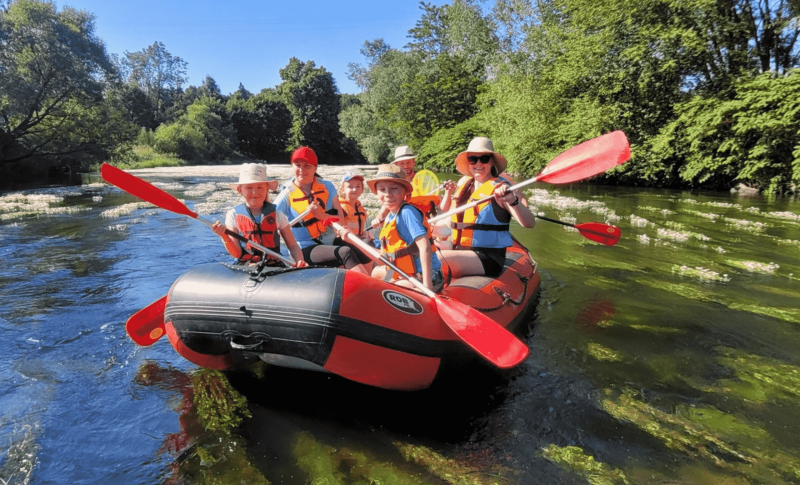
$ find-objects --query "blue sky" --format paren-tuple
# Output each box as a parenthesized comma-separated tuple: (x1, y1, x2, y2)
(60, 0, 448, 95)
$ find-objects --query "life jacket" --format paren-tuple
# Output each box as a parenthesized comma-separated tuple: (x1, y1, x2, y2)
(287, 179, 330, 241)
(451, 178, 512, 249)
(232, 202, 281, 263)
(338, 198, 367, 236)
(406, 195, 441, 219)
(379, 204, 436, 279)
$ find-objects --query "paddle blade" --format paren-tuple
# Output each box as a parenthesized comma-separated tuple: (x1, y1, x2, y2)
(575, 222, 621, 246)
(126, 296, 167, 346)
(434, 295, 529, 368)
(100, 163, 198, 218)
(537, 131, 631, 185)
(411, 170, 440, 197)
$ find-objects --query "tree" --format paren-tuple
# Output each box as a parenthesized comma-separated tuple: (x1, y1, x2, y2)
(233, 83, 252, 100)
(406, 0, 499, 76)
(646, 70, 800, 192)
(388, 53, 482, 148)
(227, 90, 292, 159)
(120, 41, 188, 118)
(154, 97, 235, 162)
(0, 0, 122, 163)
(277, 57, 348, 160)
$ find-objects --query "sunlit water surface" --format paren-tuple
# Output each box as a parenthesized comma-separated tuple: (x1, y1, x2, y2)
(1, 165, 798, 485)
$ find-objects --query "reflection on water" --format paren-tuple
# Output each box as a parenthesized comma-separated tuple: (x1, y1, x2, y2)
(0, 166, 798, 484)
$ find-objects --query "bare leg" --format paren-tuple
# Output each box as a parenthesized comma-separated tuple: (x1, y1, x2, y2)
(436, 250, 485, 278)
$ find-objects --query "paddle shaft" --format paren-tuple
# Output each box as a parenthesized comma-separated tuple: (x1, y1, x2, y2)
(428, 177, 540, 224)
(197, 216, 296, 267)
(288, 207, 312, 226)
(535, 214, 574, 227)
(329, 221, 435, 297)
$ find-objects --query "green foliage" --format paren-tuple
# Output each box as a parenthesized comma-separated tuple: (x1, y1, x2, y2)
(154, 97, 235, 162)
(388, 53, 483, 148)
(104, 144, 183, 169)
(0, 0, 126, 164)
(119, 41, 187, 122)
(647, 71, 800, 193)
(418, 117, 489, 172)
(277, 57, 351, 161)
(226, 89, 292, 159)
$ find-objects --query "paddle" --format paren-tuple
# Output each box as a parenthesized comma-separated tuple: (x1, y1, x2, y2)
(411, 169, 439, 198)
(126, 296, 167, 346)
(536, 215, 621, 246)
(428, 131, 631, 224)
(100, 163, 295, 267)
(288, 207, 312, 226)
(323, 218, 529, 369)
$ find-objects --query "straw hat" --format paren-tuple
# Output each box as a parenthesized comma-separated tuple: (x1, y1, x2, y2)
(391, 145, 416, 164)
(290, 146, 318, 165)
(455, 137, 508, 176)
(229, 163, 278, 190)
(366, 164, 414, 194)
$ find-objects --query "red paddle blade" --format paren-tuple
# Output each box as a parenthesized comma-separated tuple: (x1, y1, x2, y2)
(125, 296, 167, 346)
(100, 163, 198, 218)
(537, 131, 631, 184)
(434, 295, 529, 368)
(575, 222, 621, 246)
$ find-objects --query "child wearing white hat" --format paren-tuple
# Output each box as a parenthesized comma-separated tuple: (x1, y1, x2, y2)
(212, 163, 307, 267)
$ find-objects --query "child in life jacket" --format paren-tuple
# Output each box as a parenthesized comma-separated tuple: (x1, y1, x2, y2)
(359, 164, 444, 293)
(212, 163, 307, 267)
(338, 170, 373, 271)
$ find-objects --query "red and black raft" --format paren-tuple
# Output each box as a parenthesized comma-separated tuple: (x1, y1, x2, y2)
(163, 239, 540, 391)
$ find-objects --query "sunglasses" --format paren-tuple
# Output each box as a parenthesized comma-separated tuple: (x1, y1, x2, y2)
(467, 155, 493, 165)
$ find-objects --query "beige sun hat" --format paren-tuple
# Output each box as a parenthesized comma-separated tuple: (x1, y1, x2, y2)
(229, 163, 279, 190)
(454, 137, 508, 176)
(366, 164, 414, 194)
(391, 145, 416, 164)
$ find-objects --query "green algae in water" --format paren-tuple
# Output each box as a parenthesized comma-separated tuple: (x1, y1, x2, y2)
(395, 441, 514, 485)
(601, 388, 800, 483)
(192, 369, 252, 434)
(587, 343, 624, 362)
(715, 347, 800, 402)
(541, 445, 629, 485)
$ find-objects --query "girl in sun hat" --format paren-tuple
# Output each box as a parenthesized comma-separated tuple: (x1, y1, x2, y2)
(212, 163, 307, 267)
(351, 164, 443, 292)
(274, 147, 369, 274)
(437, 137, 535, 278)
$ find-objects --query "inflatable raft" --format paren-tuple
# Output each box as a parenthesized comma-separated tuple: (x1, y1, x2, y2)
(163, 239, 540, 391)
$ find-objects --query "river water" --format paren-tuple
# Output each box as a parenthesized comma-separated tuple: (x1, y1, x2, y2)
(1, 165, 798, 485)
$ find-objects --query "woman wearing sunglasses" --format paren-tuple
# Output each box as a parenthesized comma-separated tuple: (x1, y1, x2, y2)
(438, 137, 535, 278)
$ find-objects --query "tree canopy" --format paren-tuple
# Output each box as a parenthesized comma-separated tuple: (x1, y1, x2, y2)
(0, 0, 123, 164)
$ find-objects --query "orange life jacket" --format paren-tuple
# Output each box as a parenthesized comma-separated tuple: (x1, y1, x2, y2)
(451, 178, 511, 249)
(379, 204, 434, 279)
(338, 198, 367, 236)
(287, 179, 330, 241)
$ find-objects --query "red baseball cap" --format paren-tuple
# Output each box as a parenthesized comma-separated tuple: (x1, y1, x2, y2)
(290, 146, 318, 165)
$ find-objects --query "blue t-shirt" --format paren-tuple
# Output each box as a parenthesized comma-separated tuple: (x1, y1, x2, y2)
(382, 205, 442, 274)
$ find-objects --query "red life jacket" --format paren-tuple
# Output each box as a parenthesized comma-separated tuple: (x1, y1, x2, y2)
(232, 202, 281, 263)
